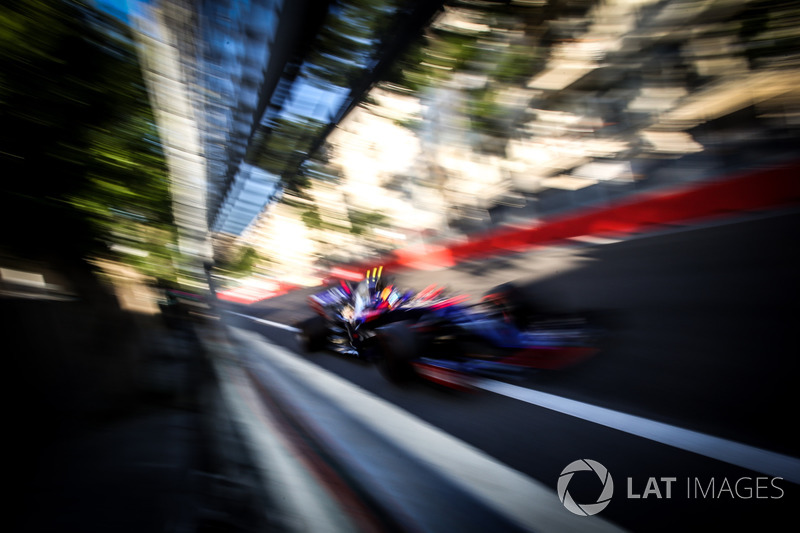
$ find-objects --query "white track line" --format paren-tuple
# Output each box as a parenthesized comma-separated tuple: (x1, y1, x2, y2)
(227, 311, 300, 332)
(474, 378, 800, 485)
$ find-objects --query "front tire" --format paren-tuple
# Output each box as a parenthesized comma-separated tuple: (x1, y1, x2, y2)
(295, 315, 328, 352)
(376, 321, 419, 384)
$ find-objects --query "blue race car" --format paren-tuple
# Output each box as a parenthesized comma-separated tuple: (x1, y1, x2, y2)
(296, 267, 601, 388)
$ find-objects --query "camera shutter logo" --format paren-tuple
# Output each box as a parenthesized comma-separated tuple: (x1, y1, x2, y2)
(558, 459, 614, 516)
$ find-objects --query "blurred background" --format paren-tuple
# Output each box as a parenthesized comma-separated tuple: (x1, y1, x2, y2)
(3, 1, 799, 532)
(3, 0, 799, 298)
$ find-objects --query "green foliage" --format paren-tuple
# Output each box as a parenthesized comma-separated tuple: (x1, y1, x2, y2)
(215, 246, 261, 277)
(0, 0, 176, 281)
(301, 208, 324, 230)
(384, 23, 483, 93)
(304, 0, 402, 87)
(249, 116, 327, 195)
(466, 87, 500, 135)
(348, 209, 388, 236)
(298, 204, 387, 238)
(494, 43, 544, 84)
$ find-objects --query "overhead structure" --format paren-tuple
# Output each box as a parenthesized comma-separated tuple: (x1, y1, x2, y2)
(131, 0, 446, 241)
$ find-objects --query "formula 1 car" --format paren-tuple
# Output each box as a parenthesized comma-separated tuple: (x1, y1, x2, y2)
(295, 267, 601, 388)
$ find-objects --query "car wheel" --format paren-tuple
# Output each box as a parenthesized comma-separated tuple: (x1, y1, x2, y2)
(295, 315, 328, 352)
(483, 281, 558, 326)
(376, 321, 419, 384)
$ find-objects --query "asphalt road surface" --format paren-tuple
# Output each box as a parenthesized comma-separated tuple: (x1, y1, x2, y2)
(221, 209, 800, 532)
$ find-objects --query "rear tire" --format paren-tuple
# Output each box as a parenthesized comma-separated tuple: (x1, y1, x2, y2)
(295, 315, 328, 352)
(483, 282, 532, 326)
(376, 321, 419, 384)
(483, 281, 559, 326)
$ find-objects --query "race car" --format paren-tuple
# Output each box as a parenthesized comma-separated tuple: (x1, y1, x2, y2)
(295, 267, 601, 389)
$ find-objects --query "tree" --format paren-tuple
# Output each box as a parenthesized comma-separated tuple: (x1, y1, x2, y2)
(0, 0, 177, 289)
